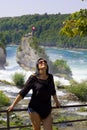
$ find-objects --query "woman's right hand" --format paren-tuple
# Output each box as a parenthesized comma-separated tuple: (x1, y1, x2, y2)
(7, 104, 14, 112)
(7, 94, 22, 112)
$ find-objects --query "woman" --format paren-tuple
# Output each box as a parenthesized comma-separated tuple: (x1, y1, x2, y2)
(8, 58, 60, 130)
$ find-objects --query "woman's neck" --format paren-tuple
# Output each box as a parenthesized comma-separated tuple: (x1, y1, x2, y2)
(38, 71, 48, 80)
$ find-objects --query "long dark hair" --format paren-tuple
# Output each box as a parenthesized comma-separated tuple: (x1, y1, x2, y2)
(35, 58, 49, 75)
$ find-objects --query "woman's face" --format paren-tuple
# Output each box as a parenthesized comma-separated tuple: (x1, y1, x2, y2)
(38, 59, 47, 71)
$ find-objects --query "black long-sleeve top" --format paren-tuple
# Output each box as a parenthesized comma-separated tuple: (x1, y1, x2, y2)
(19, 73, 56, 119)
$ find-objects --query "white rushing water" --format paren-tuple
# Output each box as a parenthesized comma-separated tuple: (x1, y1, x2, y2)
(0, 46, 87, 98)
(0, 46, 71, 85)
(0, 46, 87, 84)
(45, 47, 87, 82)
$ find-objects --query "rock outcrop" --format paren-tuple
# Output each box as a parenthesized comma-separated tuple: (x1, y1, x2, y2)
(61, 93, 79, 101)
(16, 36, 39, 70)
(16, 36, 72, 80)
(16, 36, 56, 72)
(0, 47, 6, 69)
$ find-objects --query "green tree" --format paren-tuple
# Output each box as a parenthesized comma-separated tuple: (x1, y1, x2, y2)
(0, 13, 87, 48)
(60, 9, 87, 37)
(53, 59, 72, 79)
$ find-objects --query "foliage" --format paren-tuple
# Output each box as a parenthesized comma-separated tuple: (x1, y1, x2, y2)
(53, 59, 72, 79)
(0, 42, 6, 54)
(78, 107, 87, 112)
(20, 128, 32, 130)
(54, 59, 70, 71)
(12, 72, 25, 88)
(0, 79, 14, 85)
(54, 81, 61, 87)
(53, 126, 59, 130)
(0, 14, 87, 48)
(67, 80, 87, 101)
(60, 9, 87, 37)
(30, 37, 44, 54)
(0, 112, 32, 129)
(0, 120, 6, 127)
(0, 90, 10, 107)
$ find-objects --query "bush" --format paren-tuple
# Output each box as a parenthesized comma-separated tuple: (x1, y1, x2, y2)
(0, 91, 10, 107)
(12, 72, 25, 88)
(53, 59, 72, 79)
(54, 59, 71, 73)
(67, 80, 87, 101)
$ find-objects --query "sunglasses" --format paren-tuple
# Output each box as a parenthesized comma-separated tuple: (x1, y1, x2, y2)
(38, 60, 47, 64)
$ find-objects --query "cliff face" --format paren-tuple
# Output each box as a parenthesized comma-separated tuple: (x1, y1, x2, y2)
(0, 47, 6, 69)
(16, 37, 39, 70)
(16, 36, 54, 72)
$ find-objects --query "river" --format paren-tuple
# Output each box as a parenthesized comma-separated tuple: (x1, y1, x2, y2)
(0, 46, 87, 83)
(0, 46, 87, 130)
(0, 45, 87, 97)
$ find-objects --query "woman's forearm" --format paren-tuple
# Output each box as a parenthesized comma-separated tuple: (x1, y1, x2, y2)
(53, 95, 60, 107)
(12, 94, 23, 107)
(7, 94, 23, 111)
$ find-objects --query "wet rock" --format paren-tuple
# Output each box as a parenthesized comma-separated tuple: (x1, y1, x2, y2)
(16, 37, 39, 70)
(61, 93, 79, 101)
(0, 47, 6, 69)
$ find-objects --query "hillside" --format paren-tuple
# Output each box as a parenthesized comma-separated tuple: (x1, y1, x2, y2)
(0, 14, 87, 48)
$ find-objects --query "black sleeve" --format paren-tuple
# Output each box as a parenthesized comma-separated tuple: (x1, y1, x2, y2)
(50, 74, 56, 95)
(19, 75, 36, 98)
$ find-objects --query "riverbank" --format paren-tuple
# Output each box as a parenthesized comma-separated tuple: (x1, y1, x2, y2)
(43, 45, 87, 51)
(1, 93, 87, 130)
(1, 79, 87, 130)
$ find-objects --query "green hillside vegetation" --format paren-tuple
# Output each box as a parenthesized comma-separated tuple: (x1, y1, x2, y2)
(53, 59, 72, 78)
(0, 90, 10, 107)
(67, 80, 87, 101)
(0, 13, 87, 48)
(60, 9, 87, 37)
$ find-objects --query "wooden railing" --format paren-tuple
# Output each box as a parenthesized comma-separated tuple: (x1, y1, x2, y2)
(0, 104, 87, 130)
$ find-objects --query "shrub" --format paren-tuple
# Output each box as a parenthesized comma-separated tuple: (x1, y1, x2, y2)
(12, 72, 25, 88)
(78, 107, 87, 112)
(67, 80, 87, 101)
(53, 59, 72, 79)
(0, 91, 10, 106)
(54, 59, 71, 73)
(54, 81, 61, 87)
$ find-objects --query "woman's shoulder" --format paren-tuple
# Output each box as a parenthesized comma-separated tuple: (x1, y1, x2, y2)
(29, 73, 37, 80)
(48, 73, 53, 79)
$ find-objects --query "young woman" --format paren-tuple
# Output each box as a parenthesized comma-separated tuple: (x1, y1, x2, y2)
(8, 58, 60, 130)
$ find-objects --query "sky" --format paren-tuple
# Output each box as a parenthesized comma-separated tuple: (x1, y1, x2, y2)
(0, 0, 87, 18)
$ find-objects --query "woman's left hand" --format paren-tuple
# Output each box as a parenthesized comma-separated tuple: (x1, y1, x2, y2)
(56, 102, 61, 108)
